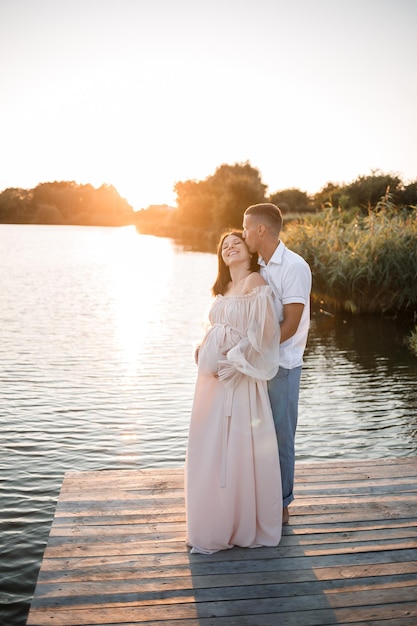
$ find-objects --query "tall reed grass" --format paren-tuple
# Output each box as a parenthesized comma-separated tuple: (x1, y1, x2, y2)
(407, 327, 417, 354)
(283, 197, 417, 316)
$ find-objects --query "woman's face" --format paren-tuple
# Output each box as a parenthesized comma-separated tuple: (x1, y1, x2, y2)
(221, 235, 250, 266)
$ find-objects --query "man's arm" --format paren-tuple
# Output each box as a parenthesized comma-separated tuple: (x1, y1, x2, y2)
(280, 302, 305, 343)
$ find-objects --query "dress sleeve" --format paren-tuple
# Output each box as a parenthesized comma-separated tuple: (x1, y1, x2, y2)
(217, 286, 280, 389)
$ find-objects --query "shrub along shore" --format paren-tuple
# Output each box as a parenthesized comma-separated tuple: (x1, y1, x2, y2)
(283, 198, 417, 316)
(281, 196, 417, 355)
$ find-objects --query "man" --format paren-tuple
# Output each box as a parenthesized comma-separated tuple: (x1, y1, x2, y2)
(242, 203, 312, 524)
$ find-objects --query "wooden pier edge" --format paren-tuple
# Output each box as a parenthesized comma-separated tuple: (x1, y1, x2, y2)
(27, 458, 417, 625)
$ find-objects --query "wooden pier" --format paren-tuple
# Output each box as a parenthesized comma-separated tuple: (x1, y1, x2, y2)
(27, 458, 417, 625)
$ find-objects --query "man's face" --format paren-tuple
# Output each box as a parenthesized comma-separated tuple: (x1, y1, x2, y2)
(242, 214, 260, 254)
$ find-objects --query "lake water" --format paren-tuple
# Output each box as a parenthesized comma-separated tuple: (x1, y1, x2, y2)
(1, 224, 416, 625)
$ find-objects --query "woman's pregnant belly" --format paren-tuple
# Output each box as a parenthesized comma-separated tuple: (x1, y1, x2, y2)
(198, 324, 243, 376)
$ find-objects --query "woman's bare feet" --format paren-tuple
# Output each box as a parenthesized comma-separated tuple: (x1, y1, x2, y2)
(282, 506, 289, 525)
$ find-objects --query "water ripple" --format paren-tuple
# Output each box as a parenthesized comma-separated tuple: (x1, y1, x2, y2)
(0, 225, 416, 624)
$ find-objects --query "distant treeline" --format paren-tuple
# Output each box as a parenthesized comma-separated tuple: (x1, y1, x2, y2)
(135, 162, 417, 247)
(2, 163, 416, 235)
(0, 181, 134, 226)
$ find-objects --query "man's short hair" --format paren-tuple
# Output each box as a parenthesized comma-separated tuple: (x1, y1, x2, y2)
(244, 203, 283, 234)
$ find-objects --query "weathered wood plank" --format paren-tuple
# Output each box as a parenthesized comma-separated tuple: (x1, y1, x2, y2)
(28, 571, 417, 605)
(46, 521, 417, 545)
(26, 597, 417, 626)
(34, 557, 417, 585)
(27, 459, 417, 626)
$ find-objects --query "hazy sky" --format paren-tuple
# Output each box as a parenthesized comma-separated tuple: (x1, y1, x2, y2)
(1, 0, 416, 210)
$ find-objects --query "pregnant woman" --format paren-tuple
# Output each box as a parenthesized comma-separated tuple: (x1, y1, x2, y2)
(185, 230, 282, 554)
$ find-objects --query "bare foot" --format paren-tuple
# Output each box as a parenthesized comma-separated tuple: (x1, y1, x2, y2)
(282, 506, 289, 525)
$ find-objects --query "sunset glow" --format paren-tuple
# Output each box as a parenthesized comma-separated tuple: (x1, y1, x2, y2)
(1, 0, 416, 210)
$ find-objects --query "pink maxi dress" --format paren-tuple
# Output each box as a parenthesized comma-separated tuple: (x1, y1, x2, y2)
(185, 285, 282, 554)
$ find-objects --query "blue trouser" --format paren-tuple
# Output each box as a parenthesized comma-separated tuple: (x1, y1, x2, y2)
(267, 365, 302, 508)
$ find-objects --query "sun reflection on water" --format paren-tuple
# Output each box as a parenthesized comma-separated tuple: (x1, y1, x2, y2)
(105, 227, 175, 374)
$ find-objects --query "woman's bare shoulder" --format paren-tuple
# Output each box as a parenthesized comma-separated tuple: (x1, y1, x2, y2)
(245, 272, 266, 290)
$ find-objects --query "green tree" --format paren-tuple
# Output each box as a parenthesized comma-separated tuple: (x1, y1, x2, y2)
(174, 179, 214, 230)
(33, 203, 63, 224)
(312, 173, 411, 214)
(208, 162, 267, 229)
(90, 184, 134, 226)
(31, 181, 78, 223)
(0, 187, 33, 223)
(346, 172, 403, 211)
(399, 181, 417, 208)
(0, 181, 134, 225)
(30, 181, 133, 225)
(312, 182, 345, 211)
(269, 188, 312, 214)
(175, 161, 266, 233)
